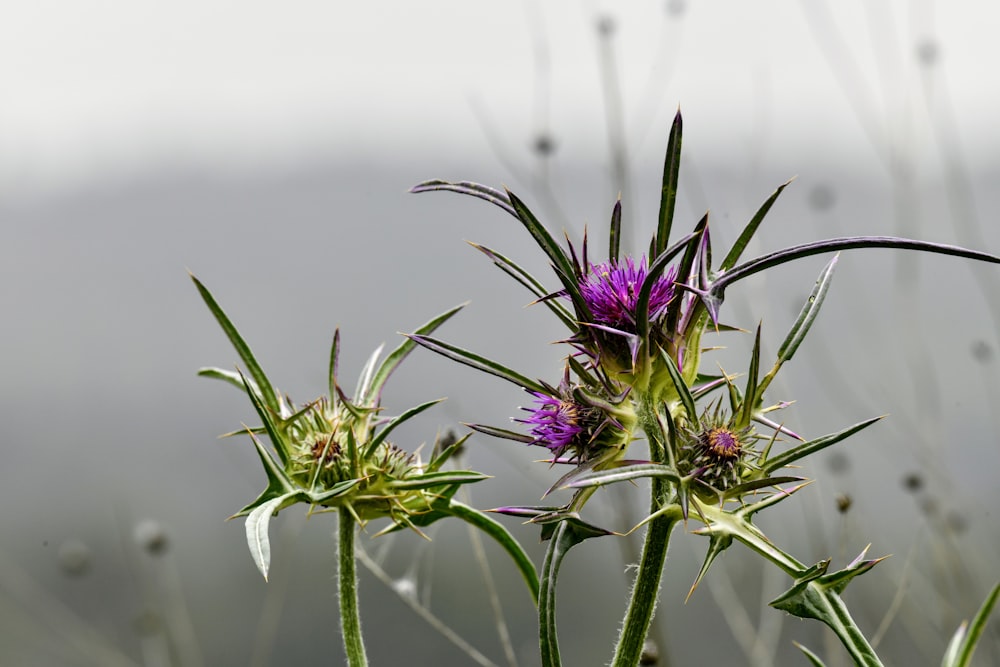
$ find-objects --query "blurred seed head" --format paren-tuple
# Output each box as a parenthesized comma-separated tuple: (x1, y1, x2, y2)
(971, 339, 993, 364)
(134, 519, 169, 556)
(826, 451, 851, 475)
(835, 493, 853, 514)
(533, 133, 556, 157)
(916, 38, 940, 67)
(665, 0, 687, 17)
(57, 539, 92, 577)
(808, 184, 836, 212)
(902, 472, 924, 493)
(596, 15, 616, 38)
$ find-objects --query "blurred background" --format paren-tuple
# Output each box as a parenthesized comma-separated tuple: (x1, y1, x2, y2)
(2, 1, 999, 665)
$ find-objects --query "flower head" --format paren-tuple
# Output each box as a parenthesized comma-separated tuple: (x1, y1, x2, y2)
(678, 402, 759, 496)
(515, 370, 634, 462)
(579, 256, 676, 333)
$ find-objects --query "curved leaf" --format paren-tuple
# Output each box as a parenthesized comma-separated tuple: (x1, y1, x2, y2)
(406, 334, 547, 394)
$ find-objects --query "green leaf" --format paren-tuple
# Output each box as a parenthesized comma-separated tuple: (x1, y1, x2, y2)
(469, 242, 576, 329)
(942, 582, 1000, 667)
(231, 431, 299, 518)
(664, 215, 708, 333)
(539, 519, 611, 667)
(719, 179, 793, 271)
(245, 492, 298, 581)
(240, 369, 293, 468)
(362, 398, 444, 459)
(448, 500, 540, 604)
(687, 531, 734, 601)
(328, 328, 340, 402)
(660, 347, 696, 422)
(794, 642, 828, 667)
(776, 254, 838, 363)
(762, 416, 883, 474)
(609, 198, 622, 261)
(191, 274, 281, 415)
(505, 189, 590, 318)
(426, 431, 473, 472)
(365, 303, 465, 404)
(466, 423, 535, 444)
(406, 334, 547, 394)
(738, 325, 762, 430)
(635, 231, 699, 346)
(655, 109, 683, 256)
(768, 547, 887, 667)
(712, 236, 1000, 300)
(197, 366, 255, 393)
(564, 463, 680, 489)
(410, 179, 517, 218)
(388, 470, 490, 490)
(353, 343, 385, 403)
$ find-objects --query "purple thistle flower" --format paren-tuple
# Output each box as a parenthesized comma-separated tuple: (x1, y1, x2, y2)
(579, 257, 676, 332)
(517, 391, 584, 455)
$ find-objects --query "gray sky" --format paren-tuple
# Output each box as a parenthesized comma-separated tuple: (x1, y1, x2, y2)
(2, 1, 997, 197)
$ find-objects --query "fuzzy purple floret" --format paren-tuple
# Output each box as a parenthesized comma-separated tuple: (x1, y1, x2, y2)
(517, 392, 582, 452)
(579, 257, 676, 330)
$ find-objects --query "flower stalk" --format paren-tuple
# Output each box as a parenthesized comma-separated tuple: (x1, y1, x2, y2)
(338, 508, 368, 667)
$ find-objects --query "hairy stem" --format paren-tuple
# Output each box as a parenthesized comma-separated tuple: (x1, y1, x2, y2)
(338, 508, 368, 666)
(612, 400, 682, 667)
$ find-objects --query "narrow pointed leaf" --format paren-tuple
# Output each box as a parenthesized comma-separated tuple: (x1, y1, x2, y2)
(655, 109, 683, 255)
(635, 231, 699, 345)
(505, 189, 576, 287)
(245, 493, 297, 580)
(665, 216, 708, 333)
(328, 328, 341, 402)
(739, 326, 762, 430)
(240, 370, 293, 468)
(366, 303, 466, 404)
(406, 334, 547, 394)
(363, 398, 444, 459)
(198, 366, 256, 393)
(713, 236, 1000, 299)
(353, 343, 385, 404)
(763, 416, 883, 474)
(427, 432, 473, 472)
(609, 198, 622, 261)
(661, 348, 696, 422)
(564, 463, 680, 489)
(466, 423, 535, 443)
(388, 470, 490, 490)
(231, 431, 299, 518)
(191, 274, 280, 413)
(777, 254, 838, 363)
(942, 582, 1000, 667)
(794, 642, 829, 667)
(410, 179, 517, 217)
(469, 243, 576, 329)
(448, 500, 540, 604)
(687, 532, 734, 601)
(720, 179, 793, 271)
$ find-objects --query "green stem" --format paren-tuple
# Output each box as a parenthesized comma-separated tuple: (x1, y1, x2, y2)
(539, 487, 598, 667)
(612, 400, 682, 667)
(338, 508, 368, 666)
(612, 490, 682, 667)
(816, 588, 883, 667)
(539, 521, 570, 667)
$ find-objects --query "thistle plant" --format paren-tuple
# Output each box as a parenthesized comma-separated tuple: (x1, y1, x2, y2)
(192, 277, 537, 666)
(407, 110, 1000, 666)
(194, 110, 999, 666)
